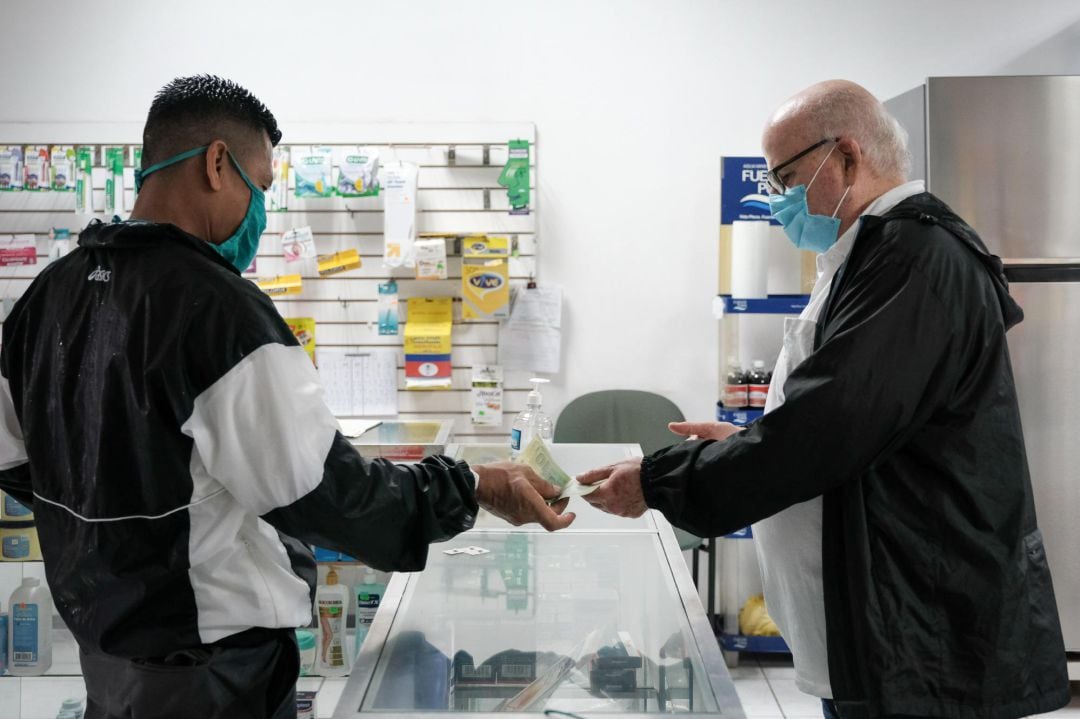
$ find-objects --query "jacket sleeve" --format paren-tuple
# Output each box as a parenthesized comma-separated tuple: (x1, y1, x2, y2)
(641, 258, 959, 538)
(181, 341, 478, 573)
(0, 373, 32, 509)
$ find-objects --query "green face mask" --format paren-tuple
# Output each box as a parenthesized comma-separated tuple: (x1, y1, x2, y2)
(135, 146, 266, 272)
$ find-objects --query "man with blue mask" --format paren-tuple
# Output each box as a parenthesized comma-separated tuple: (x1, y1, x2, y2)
(580, 80, 1068, 719)
(0, 75, 574, 718)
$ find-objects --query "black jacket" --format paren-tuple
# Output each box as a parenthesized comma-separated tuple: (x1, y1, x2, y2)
(0, 220, 478, 658)
(641, 193, 1069, 719)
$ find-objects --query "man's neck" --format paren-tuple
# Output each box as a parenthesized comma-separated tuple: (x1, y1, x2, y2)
(838, 177, 908, 236)
(129, 194, 211, 243)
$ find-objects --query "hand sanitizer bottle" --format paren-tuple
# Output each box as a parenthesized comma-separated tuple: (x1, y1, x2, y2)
(510, 378, 553, 458)
(354, 567, 386, 657)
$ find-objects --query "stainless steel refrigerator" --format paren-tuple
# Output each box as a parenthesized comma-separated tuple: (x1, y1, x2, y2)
(887, 75, 1080, 654)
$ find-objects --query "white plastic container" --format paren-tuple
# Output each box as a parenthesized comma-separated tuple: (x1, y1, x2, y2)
(0, 605, 7, 676)
(354, 567, 386, 656)
(510, 378, 553, 458)
(8, 577, 52, 676)
(315, 567, 351, 676)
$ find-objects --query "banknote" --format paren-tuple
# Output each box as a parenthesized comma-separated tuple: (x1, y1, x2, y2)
(516, 437, 604, 501)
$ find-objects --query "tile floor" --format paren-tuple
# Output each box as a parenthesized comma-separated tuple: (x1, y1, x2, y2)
(732, 655, 1080, 719)
(2, 653, 1078, 718)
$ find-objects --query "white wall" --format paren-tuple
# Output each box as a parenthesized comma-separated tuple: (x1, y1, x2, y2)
(4, 0, 1080, 423)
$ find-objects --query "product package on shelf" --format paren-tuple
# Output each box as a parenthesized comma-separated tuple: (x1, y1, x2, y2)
(50, 146, 76, 191)
(498, 139, 530, 215)
(317, 249, 361, 277)
(404, 297, 453, 390)
(0, 147, 24, 191)
(285, 318, 316, 364)
(462, 236, 510, 320)
(377, 280, 400, 335)
(293, 146, 333, 198)
(335, 146, 380, 197)
(415, 237, 448, 280)
(471, 365, 504, 425)
(382, 162, 418, 268)
(269, 145, 290, 211)
(256, 274, 303, 297)
(23, 146, 49, 191)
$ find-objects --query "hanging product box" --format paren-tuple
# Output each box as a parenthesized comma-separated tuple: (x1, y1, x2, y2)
(285, 318, 316, 364)
(0, 147, 24, 191)
(256, 274, 303, 297)
(50, 146, 76, 192)
(317, 249, 361, 277)
(293, 147, 333, 198)
(23, 147, 49, 192)
(462, 236, 510, 320)
(269, 146, 290, 211)
(0, 235, 37, 267)
(404, 298, 453, 390)
(75, 146, 94, 213)
(471, 365, 504, 425)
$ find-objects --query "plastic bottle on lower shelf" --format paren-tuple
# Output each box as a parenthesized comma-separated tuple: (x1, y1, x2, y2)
(0, 601, 7, 675)
(354, 567, 385, 657)
(722, 359, 750, 410)
(747, 360, 771, 409)
(315, 566, 351, 677)
(8, 577, 52, 676)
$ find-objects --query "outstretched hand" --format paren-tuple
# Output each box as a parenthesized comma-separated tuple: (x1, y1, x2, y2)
(577, 458, 647, 518)
(668, 421, 745, 442)
(474, 461, 576, 531)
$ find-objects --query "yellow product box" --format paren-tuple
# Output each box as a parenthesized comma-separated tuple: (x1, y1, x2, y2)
(461, 236, 510, 320)
(285, 317, 316, 363)
(256, 274, 303, 297)
(317, 249, 361, 277)
(404, 298, 453, 390)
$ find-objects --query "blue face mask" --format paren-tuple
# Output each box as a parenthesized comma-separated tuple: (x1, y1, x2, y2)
(768, 144, 852, 254)
(135, 146, 266, 272)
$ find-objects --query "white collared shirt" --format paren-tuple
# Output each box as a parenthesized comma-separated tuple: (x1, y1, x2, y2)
(751, 180, 926, 698)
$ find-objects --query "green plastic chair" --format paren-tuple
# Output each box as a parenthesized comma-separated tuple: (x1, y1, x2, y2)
(554, 390, 718, 627)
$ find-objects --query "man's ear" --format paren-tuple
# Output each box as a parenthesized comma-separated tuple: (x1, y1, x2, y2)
(837, 137, 863, 183)
(204, 140, 229, 192)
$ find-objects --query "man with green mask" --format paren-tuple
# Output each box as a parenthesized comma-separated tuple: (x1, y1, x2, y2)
(0, 75, 574, 718)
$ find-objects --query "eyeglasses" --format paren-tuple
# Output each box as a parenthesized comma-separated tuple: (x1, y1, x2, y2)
(766, 137, 840, 194)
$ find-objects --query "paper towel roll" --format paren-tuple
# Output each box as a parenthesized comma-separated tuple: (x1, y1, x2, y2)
(767, 224, 804, 295)
(731, 220, 770, 299)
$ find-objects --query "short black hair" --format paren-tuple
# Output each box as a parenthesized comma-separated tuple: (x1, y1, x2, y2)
(141, 74, 281, 168)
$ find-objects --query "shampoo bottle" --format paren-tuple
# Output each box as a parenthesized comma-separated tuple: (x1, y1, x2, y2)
(315, 566, 351, 676)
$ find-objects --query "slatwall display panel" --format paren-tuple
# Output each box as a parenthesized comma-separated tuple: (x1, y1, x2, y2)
(0, 122, 538, 441)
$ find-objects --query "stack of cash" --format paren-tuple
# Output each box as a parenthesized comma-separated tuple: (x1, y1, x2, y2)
(516, 436, 601, 500)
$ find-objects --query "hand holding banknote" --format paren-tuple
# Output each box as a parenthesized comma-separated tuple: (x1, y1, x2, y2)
(474, 460, 576, 531)
(516, 436, 606, 502)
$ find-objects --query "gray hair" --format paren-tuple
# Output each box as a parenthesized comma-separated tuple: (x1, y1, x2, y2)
(800, 86, 911, 180)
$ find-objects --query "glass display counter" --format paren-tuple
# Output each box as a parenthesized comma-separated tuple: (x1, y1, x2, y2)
(334, 444, 744, 718)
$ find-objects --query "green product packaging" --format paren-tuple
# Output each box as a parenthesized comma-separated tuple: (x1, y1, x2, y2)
(75, 146, 94, 213)
(130, 147, 142, 200)
(498, 139, 530, 215)
(104, 147, 125, 217)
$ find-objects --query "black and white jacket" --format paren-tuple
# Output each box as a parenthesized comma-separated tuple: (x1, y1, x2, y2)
(0, 220, 479, 658)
